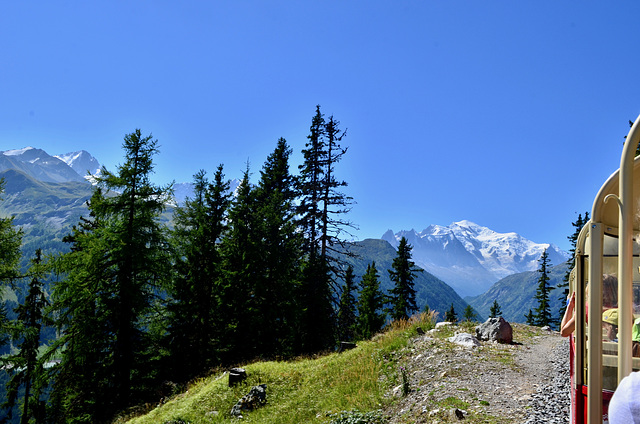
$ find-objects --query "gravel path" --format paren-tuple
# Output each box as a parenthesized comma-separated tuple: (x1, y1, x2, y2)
(383, 324, 571, 423)
(521, 336, 570, 424)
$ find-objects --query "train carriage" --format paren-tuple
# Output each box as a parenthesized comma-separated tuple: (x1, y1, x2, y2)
(570, 116, 640, 423)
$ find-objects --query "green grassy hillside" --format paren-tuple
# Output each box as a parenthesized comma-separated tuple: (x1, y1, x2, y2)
(118, 314, 435, 424)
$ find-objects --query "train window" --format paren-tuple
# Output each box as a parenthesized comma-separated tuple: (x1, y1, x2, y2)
(582, 239, 640, 392)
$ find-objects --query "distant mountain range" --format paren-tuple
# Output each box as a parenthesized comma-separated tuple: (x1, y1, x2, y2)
(465, 261, 570, 324)
(0, 147, 169, 258)
(0, 146, 573, 421)
(382, 221, 570, 297)
(0, 146, 573, 325)
(336, 239, 477, 322)
(0, 147, 91, 184)
(0, 147, 217, 205)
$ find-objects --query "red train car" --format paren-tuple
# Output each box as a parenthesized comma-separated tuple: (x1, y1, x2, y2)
(569, 116, 640, 423)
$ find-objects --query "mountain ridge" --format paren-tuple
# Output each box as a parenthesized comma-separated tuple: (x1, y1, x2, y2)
(336, 238, 479, 321)
(465, 261, 570, 324)
(0, 145, 569, 311)
(382, 220, 570, 297)
(0, 147, 87, 184)
(54, 150, 101, 180)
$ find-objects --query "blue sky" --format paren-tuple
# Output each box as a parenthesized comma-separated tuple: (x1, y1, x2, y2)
(2, 2, 639, 251)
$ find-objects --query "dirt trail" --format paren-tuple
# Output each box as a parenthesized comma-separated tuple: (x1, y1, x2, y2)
(383, 324, 568, 423)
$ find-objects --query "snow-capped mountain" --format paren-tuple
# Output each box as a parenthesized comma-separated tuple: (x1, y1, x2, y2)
(382, 220, 570, 297)
(0, 147, 87, 183)
(55, 150, 101, 180)
(1, 147, 102, 184)
(1, 147, 240, 205)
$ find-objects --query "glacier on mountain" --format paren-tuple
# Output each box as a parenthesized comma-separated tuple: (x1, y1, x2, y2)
(2, 147, 36, 156)
(0, 147, 87, 183)
(54, 150, 101, 180)
(382, 220, 570, 297)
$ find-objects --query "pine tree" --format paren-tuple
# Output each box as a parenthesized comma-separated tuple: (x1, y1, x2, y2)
(462, 305, 477, 322)
(357, 262, 386, 340)
(320, 114, 356, 267)
(4, 249, 49, 424)
(337, 265, 358, 342)
(0, 178, 22, 346)
(49, 197, 118, 421)
(525, 309, 536, 325)
(50, 130, 172, 420)
(252, 138, 303, 357)
(297, 107, 333, 352)
(388, 237, 422, 321)
(489, 300, 502, 318)
(166, 165, 231, 381)
(297, 106, 326, 259)
(532, 249, 555, 327)
(0, 179, 23, 420)
(297, 106, 354, 352)
(98, 130, 172, 409)
(299, 254, 335, 352)
(445, 304, 457, 323)
(218, 167, 261, 362)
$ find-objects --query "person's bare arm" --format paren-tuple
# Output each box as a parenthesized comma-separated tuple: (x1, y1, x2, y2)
(560, 292, 576, 337)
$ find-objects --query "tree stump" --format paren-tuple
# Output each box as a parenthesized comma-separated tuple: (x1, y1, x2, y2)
(229, 367, 247, 387)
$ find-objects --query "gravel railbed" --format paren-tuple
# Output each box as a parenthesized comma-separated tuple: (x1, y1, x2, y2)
(383, 324, 571, 423)
(522, 336, 570, 424)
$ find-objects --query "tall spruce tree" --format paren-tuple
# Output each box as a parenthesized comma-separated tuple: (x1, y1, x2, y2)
(297, 106, 326, 259)
(320, 114, 355, 267)
(0, 179, 23, 420)
(533, 249, 555, 327)
(4, 249, 49, 424)
(337, 265, 357, 342)
(49, 195, 118, 422)
(252, 138, 302, 357)
(218, 167, 261, 362)
(297, 106, 355, 352)
(97, 130, 172, 410)
(166, 165, 231, 381)
(50, 130, 172, 421)
(297, 106, 332, 352)
(357, 262, 386, 340)
(388, 237, 422, 321)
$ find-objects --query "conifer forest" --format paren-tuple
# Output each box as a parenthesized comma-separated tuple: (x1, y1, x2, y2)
(0, 106, 421, 423)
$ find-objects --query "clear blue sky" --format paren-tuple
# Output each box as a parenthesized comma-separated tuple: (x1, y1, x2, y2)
(2, 1, 639, 252)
